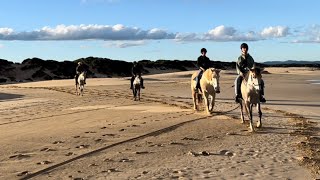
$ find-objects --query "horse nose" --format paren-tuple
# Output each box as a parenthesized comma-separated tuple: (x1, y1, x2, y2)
(216, 90, 220, 94)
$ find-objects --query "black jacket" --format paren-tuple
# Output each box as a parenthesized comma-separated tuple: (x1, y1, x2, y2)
(76, 64, 86, 74)
(197, 55, 210, 70)
(132, 64, 143, 75)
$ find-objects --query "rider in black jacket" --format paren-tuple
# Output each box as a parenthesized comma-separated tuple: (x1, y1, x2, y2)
(130, 61, 145, 89)
(195, 48, 211, 91)
(75, 61, 87, 84)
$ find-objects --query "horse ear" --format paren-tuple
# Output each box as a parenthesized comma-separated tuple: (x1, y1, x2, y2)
(215, 69, 221, 73)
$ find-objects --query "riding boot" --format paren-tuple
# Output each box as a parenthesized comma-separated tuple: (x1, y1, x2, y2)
(140, 77, 145, 89)
(75, 74, 79, 85)
(260, 80, 266, 103)
(130, 76, 134, 89)
(235, 76, 243, 103)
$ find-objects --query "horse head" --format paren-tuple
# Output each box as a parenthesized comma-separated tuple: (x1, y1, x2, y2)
(209, 68, 221, 93)
(247, 67, 262, 91)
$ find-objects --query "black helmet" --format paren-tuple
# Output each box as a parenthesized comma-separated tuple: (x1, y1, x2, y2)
(240, 43, 248, 49)
(201, 48, 207, 53)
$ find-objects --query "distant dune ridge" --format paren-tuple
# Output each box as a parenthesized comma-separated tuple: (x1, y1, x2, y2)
(0, 57, 319, 83)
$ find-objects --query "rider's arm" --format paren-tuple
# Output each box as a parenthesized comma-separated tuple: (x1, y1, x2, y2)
(236, 57, 246, 75)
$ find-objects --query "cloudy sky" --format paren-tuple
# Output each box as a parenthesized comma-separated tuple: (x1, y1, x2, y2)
(0, 0, 320, 62)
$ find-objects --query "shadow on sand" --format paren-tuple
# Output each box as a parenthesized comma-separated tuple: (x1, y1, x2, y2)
(0, 92, 24, 102)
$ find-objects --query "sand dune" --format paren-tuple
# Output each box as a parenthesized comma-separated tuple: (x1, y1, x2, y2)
(0, 67, 319, 179)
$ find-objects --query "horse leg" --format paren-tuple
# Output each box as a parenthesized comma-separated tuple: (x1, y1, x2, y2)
(138, 88, 140, 101)
(209, 94, 215, 112)
(257, 103, 262, 128)
(80, 85, 83, 96)
(192, 90, 197, 110)
(203, 92, 210, 115)
(248, 103, 254, 132)
(75, 84, 79, 95)
(240, 101, 245, 124)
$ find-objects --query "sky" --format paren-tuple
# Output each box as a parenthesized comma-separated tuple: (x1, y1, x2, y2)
(0, 0, 320, 63)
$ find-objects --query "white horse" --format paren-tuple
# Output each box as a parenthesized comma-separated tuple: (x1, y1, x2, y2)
(132, 75, 141, 101)
(239, 67, 263, 132)
(76, 71, 86, 96)
(191, 68, 221, 114)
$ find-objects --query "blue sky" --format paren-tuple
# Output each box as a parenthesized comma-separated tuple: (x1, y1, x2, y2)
(0, 0, 320, 62)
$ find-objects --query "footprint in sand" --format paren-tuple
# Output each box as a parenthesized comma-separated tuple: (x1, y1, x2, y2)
(65, 152, 75, 156)
(181, 137, 201, 141)
(85, 131, 96, 134)
(95, 138, 103, 142)
(76, 145, 90, 149)
(52, 140, 64, 144)
(17, 171, 31, 177)
(40, 148, 56, 152)
(9, 154, 31, 160)
(37, 160, 52, 165)
(102, 133, 118, 137)
(219, 150, 235, 157)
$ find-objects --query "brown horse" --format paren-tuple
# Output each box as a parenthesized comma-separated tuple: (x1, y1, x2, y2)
(191, 68, 221, 114)
(239, 67, 263, 132)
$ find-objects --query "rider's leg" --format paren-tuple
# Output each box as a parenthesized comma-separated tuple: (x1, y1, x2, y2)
(140, 75, 145, 89)
(75, 74, 79, 85)
(235, 75, 243, 103)
(260, 79, 266, 103)
(196, 69, 203, 90)
(130, 75, 134, 89)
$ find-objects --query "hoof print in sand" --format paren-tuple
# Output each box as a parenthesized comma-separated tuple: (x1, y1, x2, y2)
(135, 151, 151, 154)
(52, 140, 64, 144)
(37, 160, 52, 165)
(76, 145, 90, 149)
(17, 171, 30, 176)
(9, 154, 31, 159)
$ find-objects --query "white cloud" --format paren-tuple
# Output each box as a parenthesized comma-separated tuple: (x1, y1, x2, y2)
(175, 25, 262, 42)
(291, 24, 320, 43)
(0, 28, 13, 35)
(0, 24, 294, 43)
(260, 26, 289, 38)
(105, 40, 146, 48)
(0, 24, 176, 41)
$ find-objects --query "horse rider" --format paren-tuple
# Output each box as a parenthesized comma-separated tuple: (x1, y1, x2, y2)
(130, 61, 145, 89)
(195, 48, 211, 92)
(75, 61, 87, 85)
(234, 43, 266, 103)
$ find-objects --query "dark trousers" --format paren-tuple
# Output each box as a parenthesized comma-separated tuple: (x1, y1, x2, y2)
(195, 69, 203, 89)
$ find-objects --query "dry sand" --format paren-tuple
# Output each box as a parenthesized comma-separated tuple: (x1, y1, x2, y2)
(0, 67, 319, 180)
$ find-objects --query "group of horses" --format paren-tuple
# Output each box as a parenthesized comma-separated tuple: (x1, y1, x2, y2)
(191, 67, 263, 132)
(74, 67, 263, 132)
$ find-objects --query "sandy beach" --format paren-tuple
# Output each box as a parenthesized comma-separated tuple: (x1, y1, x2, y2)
(0, 67, 319, 180)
